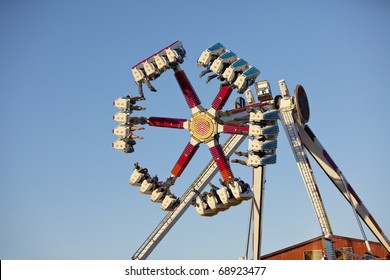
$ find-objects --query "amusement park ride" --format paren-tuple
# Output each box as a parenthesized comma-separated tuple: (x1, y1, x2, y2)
(112, 41, 390, 260)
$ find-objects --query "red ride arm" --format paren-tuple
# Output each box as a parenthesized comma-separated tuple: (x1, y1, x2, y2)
(209, 144, 234, 182)
(174, 70, 201, 109)
(171, 142, 200, 177)
(148, 117, 186, 129)
(222, 124, 249, 135)
(211, 85, 233, 112)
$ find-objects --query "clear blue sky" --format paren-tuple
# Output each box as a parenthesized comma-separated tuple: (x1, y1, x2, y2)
(0, 0, 389, 260)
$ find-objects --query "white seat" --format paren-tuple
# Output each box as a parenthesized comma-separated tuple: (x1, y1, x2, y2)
(113, 97, 130, 111)
(113, 111, 130, 125)
(234, 66, 260, 92)
(113, 125, 132, 138)
(161, 195, 179, 211)
(140, 179, 157, 194)
(197, 42, 225, 67)
(217, 186, 242, 206)
(129, 169, 147, 186)
(150, 188, 166, 203)
(112, 138, 134, 153)
(194, 197, 217, 217)
(222, 58, 248, 83)
(154, 54, 169, 70)
(230, 181, 253, 201)
(132, 67, 145, 83)
(210, 51, 237, 74)
(206, 191, 230, 212)
(142, 61, 157, 77)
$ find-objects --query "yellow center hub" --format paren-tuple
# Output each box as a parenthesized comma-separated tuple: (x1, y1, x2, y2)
(190, 113, 216, 142)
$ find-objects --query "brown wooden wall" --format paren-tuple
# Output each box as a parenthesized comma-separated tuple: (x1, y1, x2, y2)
(262, 236, 389, 260)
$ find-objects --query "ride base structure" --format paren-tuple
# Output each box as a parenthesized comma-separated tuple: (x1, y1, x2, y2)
(112, 41, 390, 260)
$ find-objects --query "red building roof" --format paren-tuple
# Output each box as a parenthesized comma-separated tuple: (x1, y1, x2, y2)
(261, 235, 389, 260)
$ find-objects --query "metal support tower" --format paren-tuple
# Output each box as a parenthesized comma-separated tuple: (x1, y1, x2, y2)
(252, 166, 266, 260)
(278, 80, 336, 259)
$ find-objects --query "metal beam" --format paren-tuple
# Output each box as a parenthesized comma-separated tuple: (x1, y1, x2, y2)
(252, 166, 266, 260)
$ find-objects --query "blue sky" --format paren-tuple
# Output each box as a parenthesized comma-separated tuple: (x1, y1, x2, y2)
(0, 0, 389, 260)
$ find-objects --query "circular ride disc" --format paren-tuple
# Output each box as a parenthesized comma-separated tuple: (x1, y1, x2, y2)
(294, 84, 310, 124)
